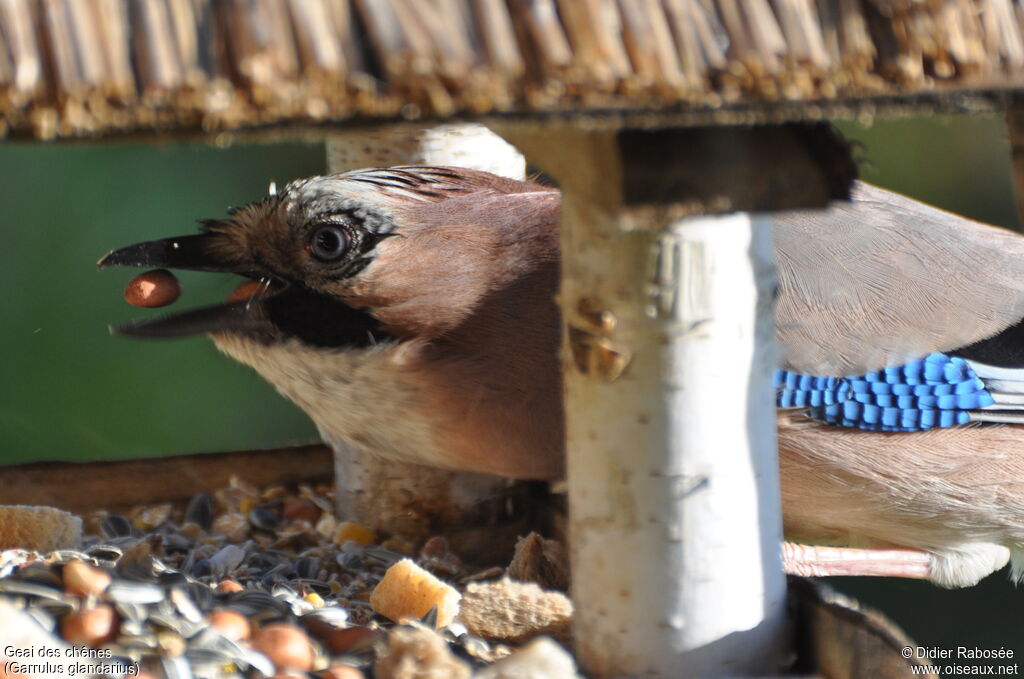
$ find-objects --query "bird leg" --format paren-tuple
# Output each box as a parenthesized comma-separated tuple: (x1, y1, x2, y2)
(782, 541, 933, 580)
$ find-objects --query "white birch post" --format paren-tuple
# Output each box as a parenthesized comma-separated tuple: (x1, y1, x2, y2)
(324, 123, 530, 551)
(499, 127, 788, 677)
(327, 122, 526, 178)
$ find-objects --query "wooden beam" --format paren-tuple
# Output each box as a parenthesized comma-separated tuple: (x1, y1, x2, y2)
(0, 444, 333, 514)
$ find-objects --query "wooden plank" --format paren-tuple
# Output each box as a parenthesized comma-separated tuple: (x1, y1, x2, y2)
(0, 444, 333, 514)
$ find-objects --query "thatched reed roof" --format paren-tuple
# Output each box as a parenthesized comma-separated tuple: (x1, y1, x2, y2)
(2, 0, 1024, 140)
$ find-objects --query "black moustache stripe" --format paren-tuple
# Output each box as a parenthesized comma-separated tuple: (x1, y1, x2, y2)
(262, 288, 393, 349)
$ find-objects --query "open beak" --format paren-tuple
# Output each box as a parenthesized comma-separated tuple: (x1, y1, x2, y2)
(99, 234, 281, 339)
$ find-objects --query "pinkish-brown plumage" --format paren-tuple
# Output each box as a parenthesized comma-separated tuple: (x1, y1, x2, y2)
(779, 413, 1024, 586)
(103, 167, 1024, 587)
(200, 167, 566, 480)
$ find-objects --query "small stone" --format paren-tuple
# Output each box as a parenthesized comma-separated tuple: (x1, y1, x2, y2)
(60, 604, 118, 647)
(333, 522, 375, 546)
(215, 477, 260, 514)
(216, 579, 244, 593)
(370, 559, 460, 629)
(211, 512, 249, 542)
(179, 522, 204, 540)
(283, 497, 321, 524)
(209, 544, 246, 573)
(209, 609, 251, 641)
(379, 537, 416, 556)
(82, 510, 108, 537)
(63, 560, 111, 598)
(261, 486, 288, 501)
(474, 638, 581, 679)
(132, 504, 172, 531)
(374, 624, 470, 679)
(124, 269, 180, 308)
(506, 533, 569, 591)
(251, 623, 315, 672)
(119, 539, 154, 572)
(419, 537, 464, 578)
(315, 513, 338, 539)
(191, 559, 212, 578)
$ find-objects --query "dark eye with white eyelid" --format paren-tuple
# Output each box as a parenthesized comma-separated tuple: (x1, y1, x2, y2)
(307, 225, 351, 262)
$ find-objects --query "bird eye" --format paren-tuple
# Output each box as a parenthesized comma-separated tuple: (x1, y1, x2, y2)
(308, 226, 350, 262)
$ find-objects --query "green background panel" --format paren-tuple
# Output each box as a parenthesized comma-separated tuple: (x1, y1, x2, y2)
(0, 142, 325, 464)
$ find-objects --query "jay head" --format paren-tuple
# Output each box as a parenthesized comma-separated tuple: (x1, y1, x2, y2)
(100, 167, 564, 480)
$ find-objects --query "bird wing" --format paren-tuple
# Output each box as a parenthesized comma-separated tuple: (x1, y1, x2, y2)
(775, 181, 1024, 376)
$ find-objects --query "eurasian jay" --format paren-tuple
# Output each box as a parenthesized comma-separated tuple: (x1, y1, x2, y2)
(99, 167, 1024, 588)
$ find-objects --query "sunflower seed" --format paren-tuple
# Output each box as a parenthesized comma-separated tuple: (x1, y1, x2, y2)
(0, 579, 67, 601)
(169, 588, 203, 624)
(106, 580, 165, 605)
(185, 494, 213, 531)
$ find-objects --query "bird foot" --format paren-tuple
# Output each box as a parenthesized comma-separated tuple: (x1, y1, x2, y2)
(782, 541, 933, 580)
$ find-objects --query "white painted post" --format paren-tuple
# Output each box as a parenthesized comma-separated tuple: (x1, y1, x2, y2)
(324, 123, 530, 550)
(496, 126, 789, 677)
(326, 122, 526, 178)
(564, 207, 785, 677)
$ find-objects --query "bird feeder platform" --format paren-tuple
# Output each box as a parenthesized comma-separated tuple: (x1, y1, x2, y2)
(0, 449, 936, 678)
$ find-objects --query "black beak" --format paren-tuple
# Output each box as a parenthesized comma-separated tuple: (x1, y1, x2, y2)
(98, 234, 245, 273)
(100, 233, 280, 339)
(113, 298, 273, 339)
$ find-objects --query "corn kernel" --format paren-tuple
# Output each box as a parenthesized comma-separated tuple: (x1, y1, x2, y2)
(333, 521, 375, 545)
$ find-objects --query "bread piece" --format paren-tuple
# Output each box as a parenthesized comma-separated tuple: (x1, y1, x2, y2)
(0, 505, 82, 552)
(370, 559, 461, 628)
(457, 577, 573, 643)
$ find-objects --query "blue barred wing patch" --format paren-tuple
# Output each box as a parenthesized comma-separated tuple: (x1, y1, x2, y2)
(775, 353, 995, 432)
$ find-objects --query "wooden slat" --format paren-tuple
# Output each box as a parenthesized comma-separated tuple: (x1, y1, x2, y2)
(472, 0, 525, 77)
(556, 0, 630, 85)
(287, 0, 347, 75)
(619, 0, 686, 93)
(132, 0, 184, 94)
(0, 444, 333, 515)
(662, 0, 726, 90)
